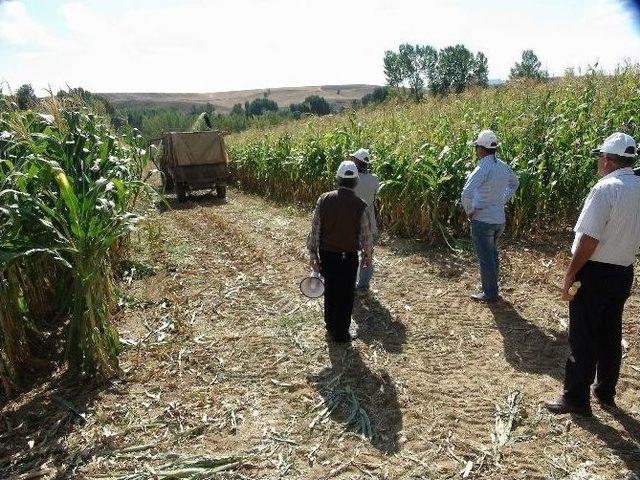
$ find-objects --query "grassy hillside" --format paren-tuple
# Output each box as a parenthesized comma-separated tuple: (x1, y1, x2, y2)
(101, 84, 378, 113)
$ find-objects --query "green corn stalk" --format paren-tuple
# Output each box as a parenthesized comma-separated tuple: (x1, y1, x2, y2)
(227, 66, 640, 243)
(0, 95, 149, 391)
(0, 265, 30, 396)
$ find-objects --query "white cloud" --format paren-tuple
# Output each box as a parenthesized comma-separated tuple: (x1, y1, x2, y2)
(0, 1, 58, 47)
(0, 0, 638, 93)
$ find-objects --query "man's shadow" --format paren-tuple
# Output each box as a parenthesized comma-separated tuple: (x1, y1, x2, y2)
(309, 340, 403, 454)
(0, 376, 109, 478)
(489, 300, 640, 473)
(352, 293, 407, 353)
(488, 301, 567, 379)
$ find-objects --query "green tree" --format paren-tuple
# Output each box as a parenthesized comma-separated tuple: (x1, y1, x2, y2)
(510, 49, 548, 80)
(383, 50, 404, 88)
(124, 108, 146, 130)
(305, 95, 330, 115)
(15, 84, 37, 110)
(248, 98, 278, 116)
(435, 45, 474, 94)
(469, 51, 489, 87)
(387, 44, 438, 100)
(190, 103, 215, 115)
(231, 103, 245, 116)
(56, 87, 117, 120)
(397, 44, 428, 100)
(361, 86, 389, 106)
(289, 102, 311, 117)
(141, 110, 194, 142)
(428, 45, 488, 94)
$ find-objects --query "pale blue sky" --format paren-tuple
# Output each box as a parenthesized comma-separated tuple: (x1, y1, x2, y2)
(1, 0, 639, 94)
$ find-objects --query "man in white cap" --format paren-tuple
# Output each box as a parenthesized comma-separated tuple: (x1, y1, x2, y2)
(350, 148, 381, 291)
(461, 130, 519, 302)
(307, 160, 373, 342)
(545, 132, 640, 416)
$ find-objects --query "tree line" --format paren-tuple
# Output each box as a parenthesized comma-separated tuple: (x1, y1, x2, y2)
(229, 94, 332, 118)
(383, 44, 548, 99)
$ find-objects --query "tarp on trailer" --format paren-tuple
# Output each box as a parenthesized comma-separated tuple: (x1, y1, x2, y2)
(163, 131, 229, 167)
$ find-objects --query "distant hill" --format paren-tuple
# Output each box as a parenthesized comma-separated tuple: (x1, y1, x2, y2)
(100, 84, 380, 113)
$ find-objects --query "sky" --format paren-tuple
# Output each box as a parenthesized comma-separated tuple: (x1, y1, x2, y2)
(1, 0, 639, 94)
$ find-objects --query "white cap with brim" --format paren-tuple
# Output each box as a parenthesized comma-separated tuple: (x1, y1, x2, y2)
(350, 148, 371, 164)
(469, 130, 500, 149)
(336, 160, 359, 179)
(591, 132, 637, 158)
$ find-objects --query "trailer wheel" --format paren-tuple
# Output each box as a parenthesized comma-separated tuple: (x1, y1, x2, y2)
(216, 185, 227, 199)
(176, 183, 186, 202)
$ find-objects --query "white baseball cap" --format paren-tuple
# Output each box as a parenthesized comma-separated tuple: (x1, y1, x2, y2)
(350, 148, 371, 164)
(336, 160, 359, 179)
(591, 132, 637, 158)
(469, 130, 499, 149)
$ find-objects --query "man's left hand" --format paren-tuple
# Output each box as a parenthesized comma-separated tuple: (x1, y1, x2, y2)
(561, 272, 575, 301)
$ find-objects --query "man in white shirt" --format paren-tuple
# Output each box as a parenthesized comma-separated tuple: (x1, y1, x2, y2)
(351, 148, 380, 291)
(461, 130, 519, 302)
(545, 132, 640, 416)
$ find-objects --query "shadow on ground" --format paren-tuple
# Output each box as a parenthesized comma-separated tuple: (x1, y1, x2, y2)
(381, 236, 473, 280)
(380, 230, 574, 282)
(489, 300, 567, 380)
(0, 374, 114, 478)
(309, 340, 403, 454)
(574, 409, 640, 474)
(157, 191, 227, 212)
(352, 292, 407, 353)
(489, 299, 640, 473)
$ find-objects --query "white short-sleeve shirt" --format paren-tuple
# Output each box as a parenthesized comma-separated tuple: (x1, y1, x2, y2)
(572, 167, 640, 266)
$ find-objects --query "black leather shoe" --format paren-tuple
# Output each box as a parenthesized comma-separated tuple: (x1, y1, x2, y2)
(595, 395, 618, 411)
(544, 397, 593, 417)
(470, 292, 499, 303)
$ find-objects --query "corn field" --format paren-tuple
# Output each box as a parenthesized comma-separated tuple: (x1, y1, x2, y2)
(228, 67, 640, 242)
(0, 95, 148, 397)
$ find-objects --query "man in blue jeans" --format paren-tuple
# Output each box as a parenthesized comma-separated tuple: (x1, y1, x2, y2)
(461, 130, 519, 302)
(351, 148, 380, 291)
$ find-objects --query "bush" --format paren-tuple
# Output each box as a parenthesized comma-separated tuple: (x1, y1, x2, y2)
(361, 87, 389, 106)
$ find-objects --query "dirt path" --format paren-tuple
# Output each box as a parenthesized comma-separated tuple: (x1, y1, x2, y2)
(3, 189, 640, 479)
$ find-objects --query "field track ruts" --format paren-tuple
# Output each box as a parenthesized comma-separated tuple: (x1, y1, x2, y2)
(2, 189, 639, 479)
